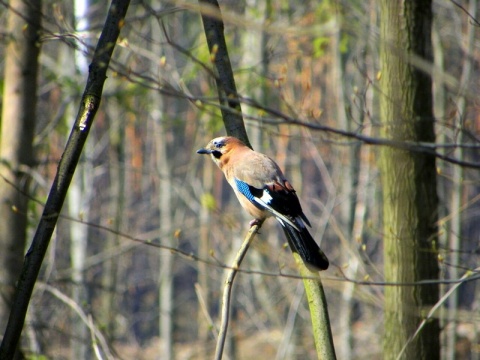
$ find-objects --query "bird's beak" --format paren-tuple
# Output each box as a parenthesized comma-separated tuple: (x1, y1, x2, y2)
(196, 148, 212, 155)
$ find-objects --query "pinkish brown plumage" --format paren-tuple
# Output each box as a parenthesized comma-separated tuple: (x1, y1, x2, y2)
(197, 136, 329, 270)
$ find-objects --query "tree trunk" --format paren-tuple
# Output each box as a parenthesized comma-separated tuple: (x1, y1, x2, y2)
(331, 6, 354, 359)
(0, 0, 41, 341)
(100, 100, 125, 338)
(66, 1, 91, 357)
(156, 118, 174, 359)
(149, 8, 174, 356)
(197, 157, 213, 347)
(379, 1, 440, 359)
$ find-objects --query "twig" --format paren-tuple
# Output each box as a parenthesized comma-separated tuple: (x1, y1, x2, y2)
(35, 283, 114, 360)
(395, 267, 480, 360)
(275, 282, 305, 360)
(214, 222, 262, 360)
(88, 315, 104, 360)
(450, 0, 480, 26)
(195, 283, 219, 338)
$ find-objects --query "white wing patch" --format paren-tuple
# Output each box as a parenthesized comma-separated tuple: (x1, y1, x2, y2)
(259, 190, 273, 203)
(253, 188, 300, 231)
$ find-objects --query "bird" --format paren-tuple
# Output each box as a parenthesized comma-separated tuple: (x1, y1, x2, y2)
(197, 136, 329, 271)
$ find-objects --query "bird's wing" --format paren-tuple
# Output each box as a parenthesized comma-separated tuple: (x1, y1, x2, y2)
(234, 177, 309, 231)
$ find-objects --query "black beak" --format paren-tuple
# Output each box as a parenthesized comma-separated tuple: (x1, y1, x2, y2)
(197, 148, 212, 155)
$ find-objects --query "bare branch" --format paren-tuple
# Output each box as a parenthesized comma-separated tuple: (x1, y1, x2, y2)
(198, 0, 250, 145)
(35, 283, 115, 360)
(451, 0, 480, 26)
(214, 222, 262, 360)
(396, 267, 480, 360)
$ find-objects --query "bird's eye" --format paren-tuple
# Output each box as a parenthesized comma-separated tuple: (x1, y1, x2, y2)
(213, 140, 225, 148)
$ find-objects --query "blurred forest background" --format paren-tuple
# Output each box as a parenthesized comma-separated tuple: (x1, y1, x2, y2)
(0, 0, 479, 359)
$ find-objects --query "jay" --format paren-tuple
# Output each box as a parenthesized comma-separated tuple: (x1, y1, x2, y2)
(197, 136, 329, 271)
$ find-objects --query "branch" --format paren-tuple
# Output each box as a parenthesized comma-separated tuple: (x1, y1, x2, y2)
(195, 283, 219, 339)
(4, 173, 479, 290)
(0, 0, 130, 356)
(70, 35, 480, 170)
(294, 253, 337, 360)
(197, 0, 250, 147)
(35, 283, 114, 360)
(451, 0, 480, 27)
(242, 105, 480, 169)
(214, 222, 262, 360)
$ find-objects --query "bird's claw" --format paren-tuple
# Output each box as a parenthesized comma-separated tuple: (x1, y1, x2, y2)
(249, 219, 262, 227)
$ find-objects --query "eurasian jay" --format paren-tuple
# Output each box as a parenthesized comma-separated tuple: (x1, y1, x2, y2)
(197, 136, 329, 271)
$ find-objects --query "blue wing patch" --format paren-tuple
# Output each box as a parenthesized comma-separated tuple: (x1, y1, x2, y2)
(234, 178, 265, 209)
(234, 178, 255, 201)
(234, 177, 302, 231)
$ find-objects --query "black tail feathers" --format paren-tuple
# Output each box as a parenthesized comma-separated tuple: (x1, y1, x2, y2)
(282, 223, 329, 271)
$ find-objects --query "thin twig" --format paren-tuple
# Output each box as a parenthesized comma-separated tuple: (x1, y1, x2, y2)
(195, 283, 219, 338)
(450, 0, 480, 26)
(395, 267, 480, 360)
(88, 315, 105, 360)
(2, 173, 478, 289)
(214, 222, 262, 360)
(275, 282, 305, 360)
(35, 283, 114, 360)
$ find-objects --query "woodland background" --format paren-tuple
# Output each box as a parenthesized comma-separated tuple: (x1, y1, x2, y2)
(0, 0, 479, 359)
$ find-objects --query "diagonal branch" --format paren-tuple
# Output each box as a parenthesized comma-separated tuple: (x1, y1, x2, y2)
(198, 0, 250, 147)
(294, 253, 337, 360)
(35, 283, 115, 360)
(214, 222, 262, 360)
(0, 0, 130, 357)
(395, 267, 480, 360)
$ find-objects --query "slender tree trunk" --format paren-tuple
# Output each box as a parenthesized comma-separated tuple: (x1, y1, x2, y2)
(149, 8, 174, 357)
(68, 179, 90, 359)
(0, 0, 41, 344)
(432, 16, 450, 360)
(379, 1, 440, 359)
(331, 6, 354, 359)
(65, 1, 91, 357)
(446, 1, 476, 358)
(100, 100, 125, 338)
(197, 157, 213, 347)
(241, 0, 268, 149)
(157, 120, 174, 359)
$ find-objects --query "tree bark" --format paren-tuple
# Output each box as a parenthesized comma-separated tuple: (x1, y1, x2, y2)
(379, 1, 440, 359)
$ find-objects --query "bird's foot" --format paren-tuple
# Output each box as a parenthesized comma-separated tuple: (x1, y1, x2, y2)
(249, 219, 263, 228)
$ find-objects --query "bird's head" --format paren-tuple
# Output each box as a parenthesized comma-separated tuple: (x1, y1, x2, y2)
(197, 136, 246, 166)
